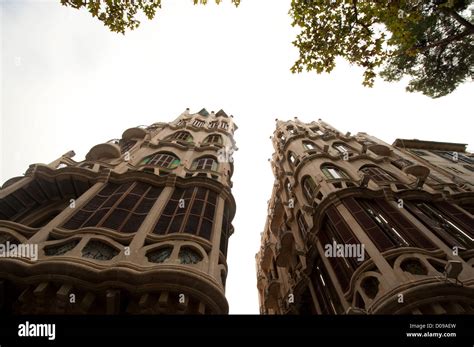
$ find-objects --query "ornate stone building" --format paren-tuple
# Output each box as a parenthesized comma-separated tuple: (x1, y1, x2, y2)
(0, 108, 237, 314)
(257, 118, 474, 314)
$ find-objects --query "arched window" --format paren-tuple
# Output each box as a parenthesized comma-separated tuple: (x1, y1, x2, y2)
(360, 166, 397, 183)
(169, 131, 193, 143)
(203, 134, 223, 145)
(288, 152, 298, 166)
(153, 187, 218, 240)
(321, 165, 349, 180)
(192, 156, 218, 171)
(141, 152, 180, 169)
(302, 176, 317, 201)
(303, 141, 318, 151)
(63, 182, 163, 233)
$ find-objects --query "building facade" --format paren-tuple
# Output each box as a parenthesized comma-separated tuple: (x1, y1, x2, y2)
(0, 108, 237, 314)
(257, 118, 474, 314)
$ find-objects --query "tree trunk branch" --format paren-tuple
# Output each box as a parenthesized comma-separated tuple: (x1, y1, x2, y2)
(443, 8, 474, 34)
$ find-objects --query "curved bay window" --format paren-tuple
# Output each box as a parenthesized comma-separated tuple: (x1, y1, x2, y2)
(191, 156, 218, 171)
(319, 206, 365, 292)
(405, 201, 474, 250)
(141, 152, 180, 169)
(63, 182, 163, 233)
(360, 166, 398, 184)
(321, 164, 349, 180)
(0, 176, 91, 228)
(342, 197, 436, 252)
(169, 131, 193, 143)
(203, 134, 223, 145)
(302, 176, 317, 202)
(153, 187, 218, 240)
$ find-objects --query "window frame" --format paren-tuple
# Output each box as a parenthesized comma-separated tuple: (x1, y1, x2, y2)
(192, 156, 218, 171)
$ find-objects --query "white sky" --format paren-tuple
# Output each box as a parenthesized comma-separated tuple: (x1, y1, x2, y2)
(1, 0, 473, 314)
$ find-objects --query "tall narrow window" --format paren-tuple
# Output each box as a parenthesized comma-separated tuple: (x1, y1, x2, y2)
(310, 255, 343, 314)
(360, 166, 397, 184)
(343, 198, 435, 252)
(153, 187, 217, 240)
(405, 201, 474, 250)
(319, 206, 365, 292)
(63, 182, 162, 233)
(170, 131, 193, 143)
(297, 211, 309, 237)
(220, 202, 231, 256)
(458, 153, 474, 164)
(433, 150, 460, 163)
(203, 134, 223, 145)
(288, 152, 298, 166)
(193, 119, 205, 127)
(141, 152, 180, 169)
(302, 176, 317, 201)
(358, 199, 410, 247)
(321, 165, 349, 180)
(192, 156, 218, 171)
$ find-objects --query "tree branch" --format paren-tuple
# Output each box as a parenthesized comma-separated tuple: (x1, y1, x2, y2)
(443, 8, 474, 34)
(415, 28, 473, 51)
